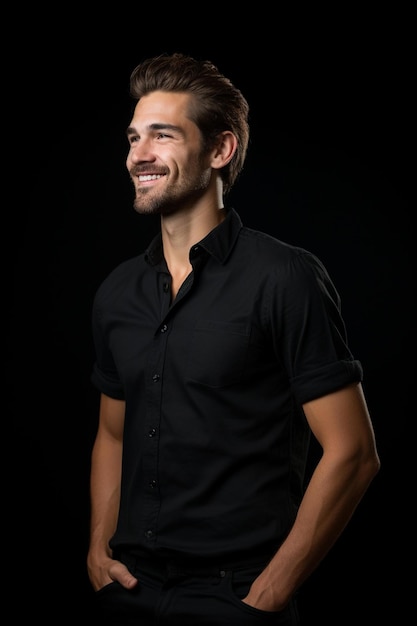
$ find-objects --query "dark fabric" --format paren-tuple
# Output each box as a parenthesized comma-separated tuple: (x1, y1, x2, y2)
(94, 555, 300, 625)
(91, 207, 362, 561)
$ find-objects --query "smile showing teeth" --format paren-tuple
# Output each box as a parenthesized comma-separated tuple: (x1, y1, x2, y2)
(138, 174, 164, 182)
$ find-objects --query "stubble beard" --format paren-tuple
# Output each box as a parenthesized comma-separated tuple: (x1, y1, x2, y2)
(132, 168, 211, 217)
(133, 186, 176, 216)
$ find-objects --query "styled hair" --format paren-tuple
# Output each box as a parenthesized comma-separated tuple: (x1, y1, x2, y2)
(129, 53, 250, 195)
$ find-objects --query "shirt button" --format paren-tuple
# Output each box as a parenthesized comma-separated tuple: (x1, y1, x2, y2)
(152, 374, 160, 382)
(163, 282, 169, 292)
(160, 324, 168, 333)
(148, 428, 157, 437)
(145, 530, 154, 539)
(149, 480, 157, 489)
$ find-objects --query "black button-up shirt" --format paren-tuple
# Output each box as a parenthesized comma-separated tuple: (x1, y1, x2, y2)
(91, 208, 362, 563)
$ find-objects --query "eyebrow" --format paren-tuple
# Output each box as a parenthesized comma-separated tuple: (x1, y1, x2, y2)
(126, 123, 184, 137)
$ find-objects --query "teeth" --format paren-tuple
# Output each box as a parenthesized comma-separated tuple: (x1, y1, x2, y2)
(138, 174, 163, 181)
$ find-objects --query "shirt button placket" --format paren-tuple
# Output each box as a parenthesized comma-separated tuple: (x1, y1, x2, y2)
(144, 320, 169, 543)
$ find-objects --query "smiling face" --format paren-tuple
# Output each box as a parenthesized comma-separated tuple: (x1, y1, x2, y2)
(126, 90, 214, 217)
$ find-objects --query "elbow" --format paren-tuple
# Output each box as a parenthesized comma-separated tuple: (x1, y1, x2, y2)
(360, 446, 381, 488)
(338, 443, 381, 491)
(370, 450, 381, 479)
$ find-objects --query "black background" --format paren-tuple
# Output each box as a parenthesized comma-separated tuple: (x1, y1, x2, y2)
(11, 12, 414, 623)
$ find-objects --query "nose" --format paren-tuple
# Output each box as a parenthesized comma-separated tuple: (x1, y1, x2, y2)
(128, 137, 155, 164)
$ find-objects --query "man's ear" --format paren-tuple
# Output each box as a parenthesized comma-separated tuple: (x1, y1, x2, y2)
(211, 131, 238, 169)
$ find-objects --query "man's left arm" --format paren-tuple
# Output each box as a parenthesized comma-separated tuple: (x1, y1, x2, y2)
(243, 382, 381, 612)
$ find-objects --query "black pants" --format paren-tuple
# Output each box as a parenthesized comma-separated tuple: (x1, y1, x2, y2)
(93, 553, 300, 625)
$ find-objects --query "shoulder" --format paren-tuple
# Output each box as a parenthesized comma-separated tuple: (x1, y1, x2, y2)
(93, 254, 146, 305)
(236, 226, 340, 308)
(239, 226, 328, 276)
(240, 225, 306, 257)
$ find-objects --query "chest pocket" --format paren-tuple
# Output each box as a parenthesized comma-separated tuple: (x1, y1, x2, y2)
(186, 320, 250, 388)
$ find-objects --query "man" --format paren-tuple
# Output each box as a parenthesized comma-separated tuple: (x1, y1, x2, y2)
(87, 52, 380, 625)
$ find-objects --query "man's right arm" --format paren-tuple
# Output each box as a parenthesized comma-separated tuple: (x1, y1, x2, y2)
(87, 393, 138, 591)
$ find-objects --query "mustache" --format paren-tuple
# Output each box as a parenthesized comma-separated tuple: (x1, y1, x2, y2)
(129, 165, 168, 177)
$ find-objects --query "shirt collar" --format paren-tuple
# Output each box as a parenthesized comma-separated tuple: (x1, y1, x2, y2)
(145, 208, 242, 267)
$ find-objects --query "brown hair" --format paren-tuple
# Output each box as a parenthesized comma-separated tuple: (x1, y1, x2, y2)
(129, 53, 250, 195)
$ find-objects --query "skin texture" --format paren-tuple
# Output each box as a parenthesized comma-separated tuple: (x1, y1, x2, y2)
(87, 90, 380, 611)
